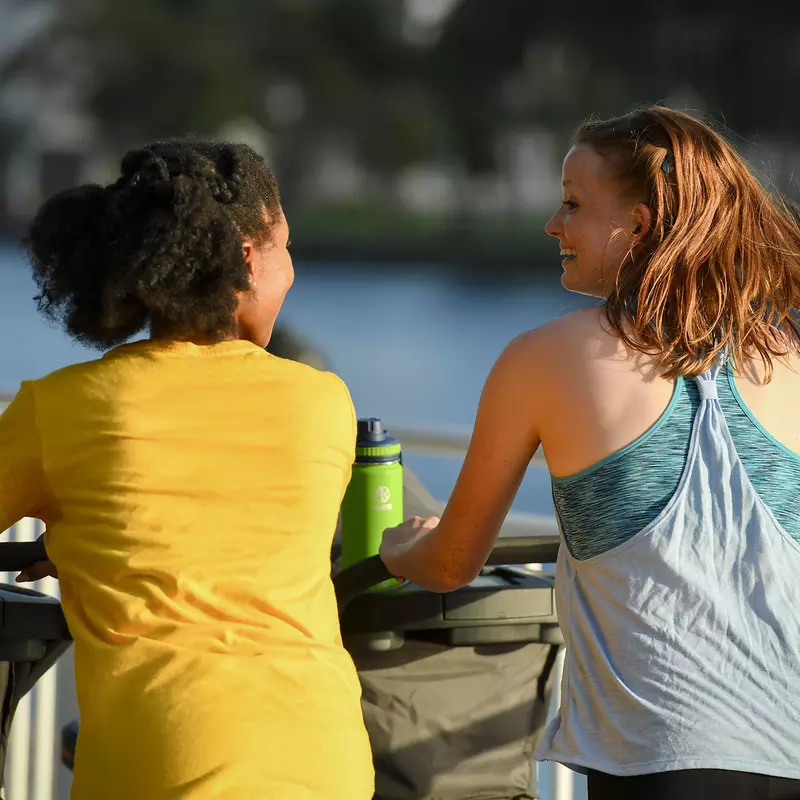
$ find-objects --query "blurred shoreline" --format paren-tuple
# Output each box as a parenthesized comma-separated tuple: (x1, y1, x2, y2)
(0, 214, 556, 272)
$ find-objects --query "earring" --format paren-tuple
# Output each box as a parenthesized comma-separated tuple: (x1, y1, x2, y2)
(251, 280, 257, 290)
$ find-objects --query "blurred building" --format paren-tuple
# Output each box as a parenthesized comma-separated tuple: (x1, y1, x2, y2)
(1, 0, 797, 242)
(0, 0, 97, 223)
(0, 0, 566, 238)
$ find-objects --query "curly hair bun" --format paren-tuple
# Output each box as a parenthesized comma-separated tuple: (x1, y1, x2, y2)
(25, 139, 281, 349)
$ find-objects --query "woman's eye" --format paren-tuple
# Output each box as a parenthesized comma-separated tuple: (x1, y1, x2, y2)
(563, 199, 578, 211)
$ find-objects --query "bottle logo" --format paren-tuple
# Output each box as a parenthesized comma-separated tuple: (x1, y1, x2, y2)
(373, 485, 392, 511)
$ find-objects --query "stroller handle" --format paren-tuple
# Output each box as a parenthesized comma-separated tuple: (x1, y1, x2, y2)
(0, 534, 562, 603)
(0, 539, 48, 573)
(333, 534, 561, 609)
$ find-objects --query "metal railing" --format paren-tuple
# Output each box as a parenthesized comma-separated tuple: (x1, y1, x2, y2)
(0, 518, 61, 800)
(391, 425, 549, 466)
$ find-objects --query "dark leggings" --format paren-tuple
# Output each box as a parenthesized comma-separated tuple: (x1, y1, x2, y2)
(588, 769, 800, 800)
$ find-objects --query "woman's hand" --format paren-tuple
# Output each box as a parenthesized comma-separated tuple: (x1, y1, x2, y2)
(379, 515, 440, 581)
(16, 560, 58, 583)
(14, 533, 58, 583)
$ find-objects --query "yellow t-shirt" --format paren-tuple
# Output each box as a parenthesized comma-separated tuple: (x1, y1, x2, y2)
(0, 339, 374, 799)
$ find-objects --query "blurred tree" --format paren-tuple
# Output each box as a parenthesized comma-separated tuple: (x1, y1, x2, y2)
(428, 0, 540, 174)
(6, 0, 445, 205)
(70, 0, 268, 146)
(430, 0, 800, 178)
(1, 0, 799, 212)
(244, 0, 444, 203)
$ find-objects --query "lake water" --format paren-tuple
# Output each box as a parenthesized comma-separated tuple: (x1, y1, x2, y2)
(0, 242, 589, 514)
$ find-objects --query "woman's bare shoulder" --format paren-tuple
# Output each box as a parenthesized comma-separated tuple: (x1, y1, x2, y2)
(512, 305, 620, 362)
(506, 304, 662, 402)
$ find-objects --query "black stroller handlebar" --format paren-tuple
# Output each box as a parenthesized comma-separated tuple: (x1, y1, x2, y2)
(333, 534, 561, 609)
(0, 534, 562, 607)
(0, 539, 48, 573)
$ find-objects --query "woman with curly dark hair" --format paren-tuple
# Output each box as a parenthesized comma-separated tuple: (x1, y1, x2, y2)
(0, 140, 374, 798)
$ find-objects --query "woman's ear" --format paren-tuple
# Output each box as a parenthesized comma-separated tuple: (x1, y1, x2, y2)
(632, 203, 652, 237)
(241, 240, 258, 287)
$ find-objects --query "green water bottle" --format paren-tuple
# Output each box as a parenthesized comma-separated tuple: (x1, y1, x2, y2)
(340, 418, 403, 568)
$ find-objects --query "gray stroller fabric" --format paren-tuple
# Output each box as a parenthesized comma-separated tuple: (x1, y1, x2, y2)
(352, 639, 554, 800)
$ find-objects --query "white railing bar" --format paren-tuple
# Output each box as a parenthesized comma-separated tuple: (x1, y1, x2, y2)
(3, 519, 34, 800)
(32, 525, 59, 800)
(543, 647, 578, 800)
(1, 518, 59, 800)
(7, 691, 31, 800)
(390, 425, 548, 466)
(31, 659, 57, 800)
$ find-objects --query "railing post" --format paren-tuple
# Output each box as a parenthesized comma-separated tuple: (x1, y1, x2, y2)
(1, 518, 59, 800)
(32, 521, 59, 800)
(537, 647, 582, 800)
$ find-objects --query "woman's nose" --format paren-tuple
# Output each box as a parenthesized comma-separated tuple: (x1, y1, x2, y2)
(545, 209, 563, 239)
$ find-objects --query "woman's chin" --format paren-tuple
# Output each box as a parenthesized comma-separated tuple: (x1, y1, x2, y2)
(560, 270, 604, 299)
(560, 267, 582, 293)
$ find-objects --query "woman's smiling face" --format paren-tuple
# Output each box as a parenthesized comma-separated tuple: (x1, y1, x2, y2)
(545, 144, 646, 298)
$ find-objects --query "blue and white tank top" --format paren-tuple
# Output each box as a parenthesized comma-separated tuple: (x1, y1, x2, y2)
(535, 362, 800, 778)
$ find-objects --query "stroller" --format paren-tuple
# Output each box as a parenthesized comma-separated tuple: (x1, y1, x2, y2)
(330, 471, 563, 800)
(7, 477, 562, 800)
(334, 538, 561, 800)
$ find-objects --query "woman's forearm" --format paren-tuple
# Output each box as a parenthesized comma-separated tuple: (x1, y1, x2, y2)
(400, 522, 482, 593)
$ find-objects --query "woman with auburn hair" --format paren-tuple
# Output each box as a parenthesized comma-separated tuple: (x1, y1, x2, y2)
(380, 106, 800, 800)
